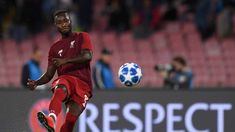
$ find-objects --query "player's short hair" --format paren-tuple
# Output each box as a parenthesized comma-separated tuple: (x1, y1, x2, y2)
(53, 10, 69, 18)
(173, 56, 186, 66)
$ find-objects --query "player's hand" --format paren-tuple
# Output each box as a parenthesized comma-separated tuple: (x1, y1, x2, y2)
(27, 79, 38, 90)
(52, 58, 68, 67)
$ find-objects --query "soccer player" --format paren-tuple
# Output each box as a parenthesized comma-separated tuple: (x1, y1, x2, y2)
(27, 10, 93, 132)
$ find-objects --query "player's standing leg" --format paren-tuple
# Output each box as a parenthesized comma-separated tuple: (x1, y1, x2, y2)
(37, 85, 67, 132)
(60, 101, 84, 132)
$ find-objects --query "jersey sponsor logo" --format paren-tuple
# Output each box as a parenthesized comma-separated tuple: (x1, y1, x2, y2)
(58, 49, 63, 57)
(70, 40, 75, 48)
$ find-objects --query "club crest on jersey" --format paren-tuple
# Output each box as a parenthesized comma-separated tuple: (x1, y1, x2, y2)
(70, 40, 75, 48)
(58, 49, 63, 57)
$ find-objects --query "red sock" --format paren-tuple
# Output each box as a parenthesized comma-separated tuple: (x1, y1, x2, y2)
(49, 88, 66, 116)
(60, 112, 78, 132)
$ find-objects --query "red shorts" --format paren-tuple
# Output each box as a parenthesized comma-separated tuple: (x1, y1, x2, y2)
(51, 75, 92, 109)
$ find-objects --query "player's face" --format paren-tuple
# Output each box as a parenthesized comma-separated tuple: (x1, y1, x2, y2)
(55, 13, 72, 34)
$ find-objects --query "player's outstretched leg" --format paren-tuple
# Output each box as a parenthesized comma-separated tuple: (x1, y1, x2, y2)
(37, 85, 67, 132)
(60, 101, 83, 132)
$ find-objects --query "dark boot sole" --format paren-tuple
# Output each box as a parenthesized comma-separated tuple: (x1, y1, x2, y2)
(37, 112, 55, 132)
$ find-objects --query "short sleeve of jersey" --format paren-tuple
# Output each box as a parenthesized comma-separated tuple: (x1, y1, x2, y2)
(81, 32, 93, 51)
(48, 47, 54, 66)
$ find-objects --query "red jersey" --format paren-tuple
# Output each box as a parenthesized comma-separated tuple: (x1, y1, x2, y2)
(48, 32, 93, 88)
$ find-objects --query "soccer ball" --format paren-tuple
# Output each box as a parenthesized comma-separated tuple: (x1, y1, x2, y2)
(118, 63, 142, 87)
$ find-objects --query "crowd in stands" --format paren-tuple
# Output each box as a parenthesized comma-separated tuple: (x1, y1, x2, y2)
(0, 0, 234, 42)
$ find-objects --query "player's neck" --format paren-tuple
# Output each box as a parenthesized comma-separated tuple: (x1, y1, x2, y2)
(61, 32, 72, 38)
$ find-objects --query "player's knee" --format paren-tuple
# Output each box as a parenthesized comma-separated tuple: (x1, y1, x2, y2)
(54, 84, 68, 100)
(55, 84, 67, 93)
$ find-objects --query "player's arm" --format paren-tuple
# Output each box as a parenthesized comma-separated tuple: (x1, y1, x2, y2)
(52, 49, 92, 67)
(67, 49, 92, 64)
(36, 65, 57, 85)
(27, 63, 56, 90)
(27, 45, 57, 90)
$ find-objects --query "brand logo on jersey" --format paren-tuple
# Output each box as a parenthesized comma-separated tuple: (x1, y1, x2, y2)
(58, 49, 63, 57)
(70, 40, 75, 48)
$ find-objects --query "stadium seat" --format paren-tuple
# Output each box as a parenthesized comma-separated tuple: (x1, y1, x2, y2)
(1, 21, 235, 88)
(182, 22, 197, 34)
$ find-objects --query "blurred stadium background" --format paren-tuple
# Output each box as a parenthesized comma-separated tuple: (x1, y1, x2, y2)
(1, 0, 235, 88)
(0, 0, 235, 132)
